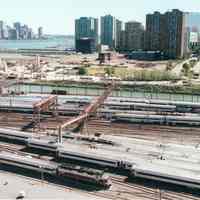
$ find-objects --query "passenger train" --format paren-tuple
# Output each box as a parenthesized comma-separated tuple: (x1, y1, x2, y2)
(0, 128, 32, 142)
(131, 166, 200, 189)
(26, 138, 132, 170)
(1, 128, 200, 189)
(112, 113, 200, 126)
(0, 151, 111, 188)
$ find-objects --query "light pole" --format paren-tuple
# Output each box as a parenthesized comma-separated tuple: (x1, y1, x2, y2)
(157, 189, 163, 200)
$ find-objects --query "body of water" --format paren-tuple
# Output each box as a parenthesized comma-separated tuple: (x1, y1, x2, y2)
(0, 36, 74, 50)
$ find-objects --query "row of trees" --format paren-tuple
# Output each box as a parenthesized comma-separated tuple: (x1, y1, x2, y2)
(124, 70, 179, 81)
(78, 65, 179, 82)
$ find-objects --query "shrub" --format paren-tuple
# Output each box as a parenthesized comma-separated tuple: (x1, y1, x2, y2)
(78, 67, 87, 75)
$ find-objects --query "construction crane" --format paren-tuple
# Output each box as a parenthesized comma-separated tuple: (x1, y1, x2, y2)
(57, 82, 115, 143)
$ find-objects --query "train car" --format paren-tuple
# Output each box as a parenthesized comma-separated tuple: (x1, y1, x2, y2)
(166, 115, 200, 126)
(0, 151, 57, 174)
(58, 149, 132, 170)
(130, 103, 176, 112)
(106, 105, 131, 111)
(58, 106, 83, 115)
(59, 150, 119, 167)
(150, 99, 200, 108)
(27, 138, 61, 152)
(64, 134, 116, 146)
(0, 150, 112, 188)
(0, 128, 32, 143)
(105, 101, 176, 113)
(113, 113, 200, 126)
(58, 164, 111, 188)
(112, 113, 166, 124)
(131, 166, 200, 189)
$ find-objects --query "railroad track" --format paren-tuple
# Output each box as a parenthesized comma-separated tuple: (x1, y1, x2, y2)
(0, 143, 47, 160)
(1, 111, 200, 138)
(110, 175, 200, 200)
(0, 143, 24, 152)
(0, 142, 199, 200)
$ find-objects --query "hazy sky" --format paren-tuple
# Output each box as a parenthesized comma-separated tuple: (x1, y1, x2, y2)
(0, 0, 200, 35)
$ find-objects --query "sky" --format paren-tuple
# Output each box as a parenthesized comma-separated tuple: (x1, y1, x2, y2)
(0, 0, 200, 35)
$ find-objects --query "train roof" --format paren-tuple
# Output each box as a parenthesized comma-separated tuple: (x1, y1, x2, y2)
(0, 128, 33, 137)
(0, 151, 58, 169)
(26, 135, 200, 184)
(28, 138, 61, 147)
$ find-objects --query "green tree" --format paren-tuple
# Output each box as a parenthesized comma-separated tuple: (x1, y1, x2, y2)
(105, 67, 115, 77)
(166, 61, 173, 71)
(182, 63, 191, 77)
(78, 67, 87, 75)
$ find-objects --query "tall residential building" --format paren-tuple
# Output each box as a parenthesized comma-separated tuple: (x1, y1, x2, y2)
(8, 29, 18, 40)
(13, 22, 21, 40)
(3, 25, 10, 39)
(0, 21, 4, 39)
(101, 15, 122, 49)
(0, 21, 36, 40)
(145, 9, 188, 59)
(75, 17, 98, 51)
(38, 27, 43, 39)
(21, 25, 29, 40)
(124, 21, 145, 51)
(165, 10, 188, 59)
(145, 12, 164, 51)
(116, 19, 123, 49)
(27, 28, 33, 39)
(119, 30, 126, 51)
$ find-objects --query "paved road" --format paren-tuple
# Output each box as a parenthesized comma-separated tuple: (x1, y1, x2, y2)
(171, 59, 192, 76)
(192, 61, 200, 74)
(0, 171, 108, 200)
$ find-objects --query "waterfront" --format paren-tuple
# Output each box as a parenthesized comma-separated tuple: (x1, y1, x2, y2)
(0, 36, 74, 50)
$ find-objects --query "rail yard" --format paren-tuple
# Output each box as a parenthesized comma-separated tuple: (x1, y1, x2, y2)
(1, 82, 200, 199)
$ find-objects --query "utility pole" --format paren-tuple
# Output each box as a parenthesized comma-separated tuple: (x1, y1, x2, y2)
(157, 189, 162, 200)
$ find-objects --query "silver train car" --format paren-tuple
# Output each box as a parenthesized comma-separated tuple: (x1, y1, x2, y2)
(27, 139, 132, 170)
(104, 102, 176, 113)
(27, 139, 61, 152)
(26, 138, 132, 170)
(106, 98, 200, 113)
(0, 151, 57, 174)
(0, 128, 32, 143)
(113, 113, 200, 126)
(113, 114, 166, 124)
(58, 149, 132, 170)
(131, 167, 200, 189)
(166, 115, 200, 126)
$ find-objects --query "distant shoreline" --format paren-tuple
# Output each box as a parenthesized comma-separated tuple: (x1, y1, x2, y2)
(0, 36, 75, 50)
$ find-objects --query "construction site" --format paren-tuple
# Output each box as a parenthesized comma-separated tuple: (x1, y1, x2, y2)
(1, 51, 200, 199)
